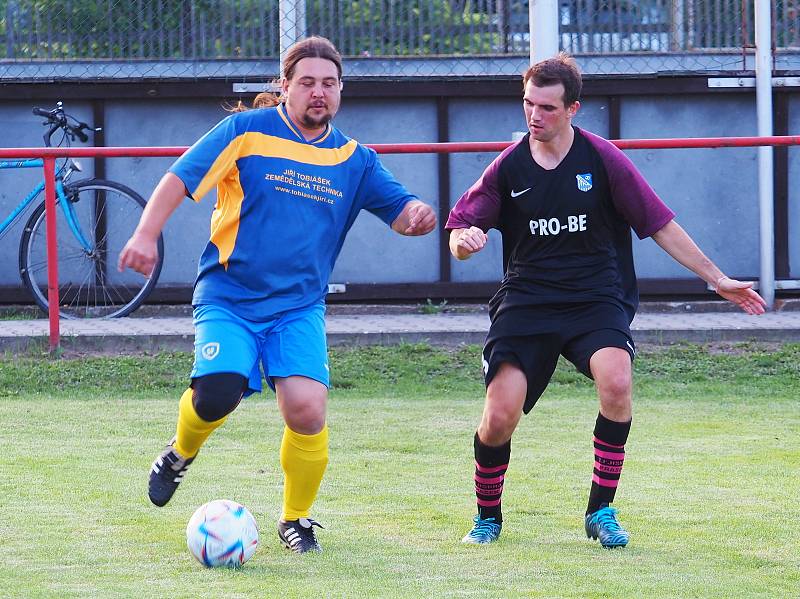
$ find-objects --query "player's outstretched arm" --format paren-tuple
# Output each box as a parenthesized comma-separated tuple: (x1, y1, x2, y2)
(118, 172, 187, 277)
(449, 226, 488, 260)
(652, 219, 767, 315)
(391, 200, 437, 236)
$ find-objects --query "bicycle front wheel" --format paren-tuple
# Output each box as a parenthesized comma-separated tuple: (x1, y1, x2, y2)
(19, 179, 164, 318)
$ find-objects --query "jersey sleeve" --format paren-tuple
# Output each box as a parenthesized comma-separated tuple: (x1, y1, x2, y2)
(445, 143, 517, 232)
(169, 114, 243, 202)
(357, 150, 416, 225)
(582, 129, 675, 239)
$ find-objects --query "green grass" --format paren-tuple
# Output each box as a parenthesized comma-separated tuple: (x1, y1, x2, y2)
(1, 344, 798, 598)
(0, 307, 41, 320)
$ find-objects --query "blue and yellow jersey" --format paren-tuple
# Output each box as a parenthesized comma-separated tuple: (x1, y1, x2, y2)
(170, 104, 415, 320)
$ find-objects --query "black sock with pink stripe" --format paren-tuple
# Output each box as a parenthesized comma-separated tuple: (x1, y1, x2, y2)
(473, 432, 510, 524)
(587, 412, 631, 515)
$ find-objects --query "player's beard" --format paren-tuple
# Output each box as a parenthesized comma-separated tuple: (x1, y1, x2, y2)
(300, 106, 333, 130)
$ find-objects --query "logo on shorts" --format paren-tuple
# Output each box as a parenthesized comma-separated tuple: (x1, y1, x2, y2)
(576, 173, 592, 192)
(626, 340, 636, 356)
(482, 357, 490, 375)
(201, 342, 220, 360)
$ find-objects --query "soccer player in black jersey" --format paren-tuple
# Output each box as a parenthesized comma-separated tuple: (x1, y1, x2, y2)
(446, 53, 766, 548)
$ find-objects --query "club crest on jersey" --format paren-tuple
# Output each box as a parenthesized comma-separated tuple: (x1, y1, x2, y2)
(201, 342, 220, 360)
(576, 173, 593, 192)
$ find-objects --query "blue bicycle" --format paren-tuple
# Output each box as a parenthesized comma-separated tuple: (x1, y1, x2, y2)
(0, 102, 163, 318)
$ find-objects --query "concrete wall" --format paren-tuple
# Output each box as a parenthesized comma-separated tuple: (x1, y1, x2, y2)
(333, 98, 440, 284)
(0, 88, 789, 296)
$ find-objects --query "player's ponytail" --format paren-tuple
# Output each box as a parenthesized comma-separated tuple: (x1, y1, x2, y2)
(225, 92, 280, 113)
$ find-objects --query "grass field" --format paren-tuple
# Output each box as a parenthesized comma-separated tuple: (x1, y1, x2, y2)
(1, 344, 798, 598)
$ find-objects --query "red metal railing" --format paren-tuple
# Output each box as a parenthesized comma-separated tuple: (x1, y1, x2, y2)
(1, 134, 798, 352)
(42, 158, 59, 347)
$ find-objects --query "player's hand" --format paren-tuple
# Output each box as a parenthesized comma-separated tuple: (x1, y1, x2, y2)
(715, 276, 767, 315)
(453, 226, 488, 258)
(402, 201, 436, 236)
(118, 233, 159, 278)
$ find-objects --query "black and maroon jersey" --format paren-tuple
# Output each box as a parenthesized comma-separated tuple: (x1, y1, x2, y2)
(446, 127, 675, 323)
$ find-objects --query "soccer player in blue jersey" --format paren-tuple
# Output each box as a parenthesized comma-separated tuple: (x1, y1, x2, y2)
(118, 36, 435, 554)
(446, 53, 766, 548)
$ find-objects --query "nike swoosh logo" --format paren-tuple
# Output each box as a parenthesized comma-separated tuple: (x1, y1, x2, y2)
(510, 188, 531, 198)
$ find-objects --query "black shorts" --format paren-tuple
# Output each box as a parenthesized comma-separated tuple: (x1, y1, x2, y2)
(482, 303, 636, 414)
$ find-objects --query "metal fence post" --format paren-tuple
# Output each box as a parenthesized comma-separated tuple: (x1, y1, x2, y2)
(530, 0, 560, 63)
(755, 0, 775, 309)
(43, 156, 60, 353)
(279, 0, 306, 72)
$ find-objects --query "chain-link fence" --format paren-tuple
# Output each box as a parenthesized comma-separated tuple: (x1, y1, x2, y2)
(0, 0, 795, 80)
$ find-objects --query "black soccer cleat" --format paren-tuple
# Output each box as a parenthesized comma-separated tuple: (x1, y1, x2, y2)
(277, 517, 324, 553)
(148, 438, 194, 507)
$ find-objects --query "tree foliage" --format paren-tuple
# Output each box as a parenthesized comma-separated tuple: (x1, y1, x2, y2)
(0, 0, 517, 60)
(1, 0, 779, 61)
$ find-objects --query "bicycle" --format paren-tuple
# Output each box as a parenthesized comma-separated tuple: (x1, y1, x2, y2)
(0, 102, 163, 318)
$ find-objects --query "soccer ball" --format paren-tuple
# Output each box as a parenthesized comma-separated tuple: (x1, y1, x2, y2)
(186, 499, 259, 568)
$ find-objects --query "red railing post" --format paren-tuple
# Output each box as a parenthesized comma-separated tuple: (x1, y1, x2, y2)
(43, 157, 60, 353)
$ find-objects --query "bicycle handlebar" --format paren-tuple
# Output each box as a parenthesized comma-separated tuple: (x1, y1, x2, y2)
(74, 127, 89, 143)
(32, 103, 95, 146)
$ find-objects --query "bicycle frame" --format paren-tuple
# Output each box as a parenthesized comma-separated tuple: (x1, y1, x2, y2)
(0, 158, 91, 249)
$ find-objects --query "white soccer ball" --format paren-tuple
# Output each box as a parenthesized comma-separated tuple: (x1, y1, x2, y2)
(186, 499, 259, 568)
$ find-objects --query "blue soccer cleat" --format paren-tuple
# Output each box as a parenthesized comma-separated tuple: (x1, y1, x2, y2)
(585, 504, 629, 548)
(461, 514, 502, 544)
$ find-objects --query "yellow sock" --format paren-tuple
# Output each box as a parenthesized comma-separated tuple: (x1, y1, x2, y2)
(173, 388, 227, 459)
(280, 425, 329, 521)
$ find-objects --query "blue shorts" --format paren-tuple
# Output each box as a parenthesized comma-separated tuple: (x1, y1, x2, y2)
(190, 303, 329, 396)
